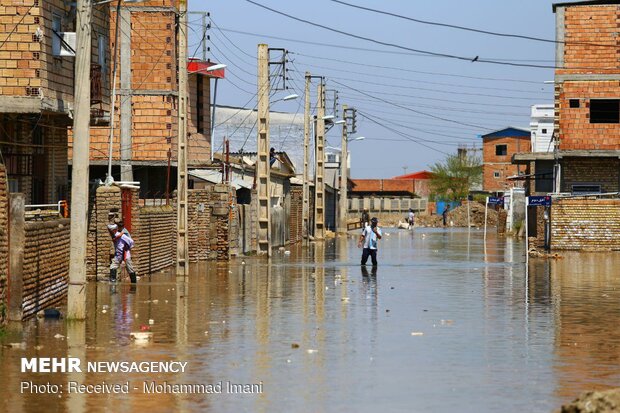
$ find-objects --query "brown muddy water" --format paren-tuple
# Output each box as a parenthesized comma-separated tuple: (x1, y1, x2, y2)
(1, 228, 620, 412)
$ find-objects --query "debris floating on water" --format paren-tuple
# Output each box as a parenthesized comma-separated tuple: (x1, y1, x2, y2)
(411, 332, 424, 336)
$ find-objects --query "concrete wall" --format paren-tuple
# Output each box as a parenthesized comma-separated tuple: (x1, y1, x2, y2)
(22, 218, 70, 319)
(0, 165, 7, 324)
(551, 198, 620, 251)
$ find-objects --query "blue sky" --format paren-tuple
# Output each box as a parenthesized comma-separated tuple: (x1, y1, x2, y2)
(188, 0, 557, 178)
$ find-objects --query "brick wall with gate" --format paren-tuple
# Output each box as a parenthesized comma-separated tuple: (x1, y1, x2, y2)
(551, 198, 620, 251)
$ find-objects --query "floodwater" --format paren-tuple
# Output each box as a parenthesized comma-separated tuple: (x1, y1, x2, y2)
(2, 228, 620, 413)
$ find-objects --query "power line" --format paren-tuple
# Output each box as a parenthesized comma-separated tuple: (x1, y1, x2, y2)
(329, 0, 617, 49)
(243, 0, 559, 69)
(290, 58, 550, 95)
(286, 52, 545, 85)
(326, 79, 492, 130)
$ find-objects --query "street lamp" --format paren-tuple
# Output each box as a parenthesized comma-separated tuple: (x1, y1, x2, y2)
(103, 0, 147, 185)
(206, 63, 227, 72)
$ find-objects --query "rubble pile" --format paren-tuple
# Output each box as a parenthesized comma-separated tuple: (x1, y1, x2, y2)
(415, 203, 498, 228)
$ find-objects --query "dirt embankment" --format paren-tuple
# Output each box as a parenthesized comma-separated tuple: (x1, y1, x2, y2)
(557, 389, 620, 412)
(415, 203, 498, 228)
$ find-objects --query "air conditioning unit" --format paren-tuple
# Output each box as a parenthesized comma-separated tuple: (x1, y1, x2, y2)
(52, 32, 76, 57)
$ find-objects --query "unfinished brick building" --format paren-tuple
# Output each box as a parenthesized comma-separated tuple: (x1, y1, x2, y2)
(0, 0, 110, 204)
(481, 127, 530, 193)
(514, 0, 620, 195)
(69, 0, 215, 196)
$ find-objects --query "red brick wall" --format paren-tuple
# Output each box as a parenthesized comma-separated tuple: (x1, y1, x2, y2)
(0, 0, 109, 107)
(555, 5, 620, 151)
(557, 5, 620, 75)
(482, 136, 530, 192)
(556, 81, 620, 150)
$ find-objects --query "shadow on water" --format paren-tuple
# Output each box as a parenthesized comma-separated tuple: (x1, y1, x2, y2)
(0, 228, 619, 412)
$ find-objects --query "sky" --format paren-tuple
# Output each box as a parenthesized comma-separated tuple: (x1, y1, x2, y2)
(188, 0, 557, 178)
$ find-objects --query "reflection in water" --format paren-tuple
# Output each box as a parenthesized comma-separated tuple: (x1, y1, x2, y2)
(1, 229, 620, 412)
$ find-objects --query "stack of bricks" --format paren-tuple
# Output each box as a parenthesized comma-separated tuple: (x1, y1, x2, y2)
(0, 165, 8, 324)
(22, 218, 70, 319)
(288, 185, 303, 244)
(551, 198, 620, 251)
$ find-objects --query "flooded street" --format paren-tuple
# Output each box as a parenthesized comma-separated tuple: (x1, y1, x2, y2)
(2, 228, 620, 412)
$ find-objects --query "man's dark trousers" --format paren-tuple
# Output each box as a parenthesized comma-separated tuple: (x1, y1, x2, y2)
(361, 248, 378, 266)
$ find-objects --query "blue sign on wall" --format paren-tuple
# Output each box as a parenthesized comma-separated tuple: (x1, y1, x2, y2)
(488, 197, 504, 206)
(528, 196, 552, 207)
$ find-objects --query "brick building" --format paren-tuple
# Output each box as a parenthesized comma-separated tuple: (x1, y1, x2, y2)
(392, 170, 433, 199)
(68, 1, 216, 195)
(481, 127, 530, 193)
(0, 0, 110, 204)
(514, 0, 620, 195)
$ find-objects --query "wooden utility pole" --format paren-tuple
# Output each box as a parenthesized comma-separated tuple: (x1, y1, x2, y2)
(257, 44, 271, 256)
(302, 72, 311, 239)
(176, 0, 189, 275)
(67, 0, 92, 319)
(314, 79, 326, 240)
(338, 104, 348, 234)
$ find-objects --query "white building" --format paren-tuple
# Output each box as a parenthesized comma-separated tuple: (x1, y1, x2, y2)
(530, 104, 554, 153)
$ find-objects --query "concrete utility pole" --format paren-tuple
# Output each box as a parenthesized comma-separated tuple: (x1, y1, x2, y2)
(314, 79, 326, 240)
(67, 0, 92, 320)
(338, 104, 348, 234)
(302, 72, 311, 240)
(176, 0, 189, 276)
(256, 44, 271, 256)
(119, 6, 133, 182)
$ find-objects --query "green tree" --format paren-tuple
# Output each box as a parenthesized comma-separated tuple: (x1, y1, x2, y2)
(429, 154, 482, 201)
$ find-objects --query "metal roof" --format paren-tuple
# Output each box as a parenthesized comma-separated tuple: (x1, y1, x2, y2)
(481, 127, 530, 139)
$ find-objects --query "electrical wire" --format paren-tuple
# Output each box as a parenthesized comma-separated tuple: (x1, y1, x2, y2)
(243, 0, 559, 69)
(329, 0, 617, 49)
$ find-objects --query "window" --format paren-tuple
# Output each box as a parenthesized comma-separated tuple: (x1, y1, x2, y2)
(590, 99, 620, 124)
(569, 99, 580, 108)
(495, 144, 507, 156)
(98, 34, 107, 88)
(494, 171, 501, 178)
(52, 14, 62, 57)
(541, 128, 548, 134)
(327, 153, 337, 163)
(572, 184, 602, 194)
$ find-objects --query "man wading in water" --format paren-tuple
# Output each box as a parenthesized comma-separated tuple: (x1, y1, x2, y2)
(107, 221, 137, 283)
(358, 217, 382, 266)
